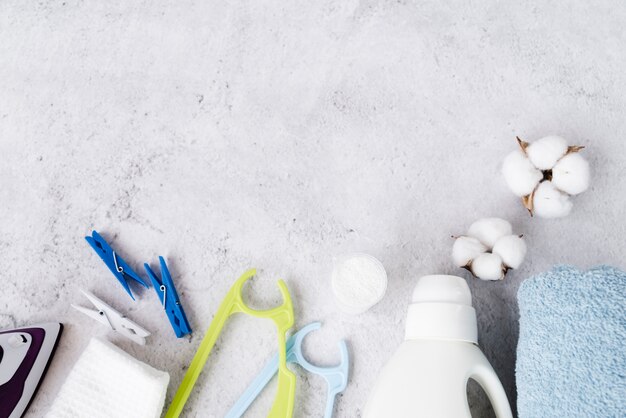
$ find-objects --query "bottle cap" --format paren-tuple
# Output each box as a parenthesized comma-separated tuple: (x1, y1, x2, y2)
(404, 275, 477, 343)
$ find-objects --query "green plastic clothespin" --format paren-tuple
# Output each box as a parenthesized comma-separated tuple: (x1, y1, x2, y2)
(164, 268, 296, 418)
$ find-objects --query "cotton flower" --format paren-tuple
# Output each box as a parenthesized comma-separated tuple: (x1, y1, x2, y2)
(502, 136, 590, 218)
(452, 217, 527, 281)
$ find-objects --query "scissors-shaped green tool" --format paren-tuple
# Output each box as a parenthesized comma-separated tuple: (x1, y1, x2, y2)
(164, 268, 296, 418)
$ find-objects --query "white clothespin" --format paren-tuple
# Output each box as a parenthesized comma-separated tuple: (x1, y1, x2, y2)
(72, 290, 150, 345)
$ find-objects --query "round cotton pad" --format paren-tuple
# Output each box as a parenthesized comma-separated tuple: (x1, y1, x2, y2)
(331, 253, 387, 315)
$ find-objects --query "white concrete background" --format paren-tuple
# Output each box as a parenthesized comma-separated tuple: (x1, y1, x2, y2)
(1, 1, 625, 417)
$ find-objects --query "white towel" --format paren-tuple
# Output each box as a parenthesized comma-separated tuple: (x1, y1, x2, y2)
(46, 338, 169, 418)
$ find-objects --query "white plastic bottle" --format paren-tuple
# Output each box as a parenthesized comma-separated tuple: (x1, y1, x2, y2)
(363, 275, 513, 418)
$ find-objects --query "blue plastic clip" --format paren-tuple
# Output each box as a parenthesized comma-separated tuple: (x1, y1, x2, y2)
(144, 256, 192, 338)
(85, 230, 148, 300)
(226, 322, 349, 418)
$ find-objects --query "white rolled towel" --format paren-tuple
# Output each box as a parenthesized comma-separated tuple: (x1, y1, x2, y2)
(46, 338, 169, 418)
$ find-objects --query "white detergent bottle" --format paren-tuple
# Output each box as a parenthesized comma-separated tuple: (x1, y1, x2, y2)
(363, 275, 513, 418)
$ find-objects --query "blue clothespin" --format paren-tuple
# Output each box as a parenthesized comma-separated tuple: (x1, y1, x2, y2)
(85, 230, 148, 300)
(226, 322, 350, 418)
(144, 256, 192, 338)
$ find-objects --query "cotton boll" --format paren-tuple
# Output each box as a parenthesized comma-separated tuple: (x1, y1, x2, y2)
(452, 236, 488, 267)
(471, 253, 504, 281)
(455, 217, 525, 280)
(467, 217, 513, 248)
(492, 235, 527, 269)
(551, 153, 590, 195)
(502, 150, 543, 196)
(533, 181, 573, 218)
(503, 136, 590, 217)
(526, 135, 568, 170)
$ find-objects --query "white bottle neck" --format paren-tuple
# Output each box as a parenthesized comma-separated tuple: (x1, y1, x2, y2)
(404, 302, 478, 343)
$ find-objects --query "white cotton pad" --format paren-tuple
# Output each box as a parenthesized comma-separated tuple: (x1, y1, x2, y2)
(46, 338, 169, 418)
(331, 253, 388, 315)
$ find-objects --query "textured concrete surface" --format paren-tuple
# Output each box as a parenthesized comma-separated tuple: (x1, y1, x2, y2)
(1, 1, 625, 417)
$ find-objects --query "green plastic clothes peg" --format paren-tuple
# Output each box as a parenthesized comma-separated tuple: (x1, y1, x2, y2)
(164, 269, 296, 418)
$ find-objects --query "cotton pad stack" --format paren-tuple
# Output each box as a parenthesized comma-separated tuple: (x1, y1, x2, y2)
(46, 338, 169, 418)
(332, 253, 387, 314)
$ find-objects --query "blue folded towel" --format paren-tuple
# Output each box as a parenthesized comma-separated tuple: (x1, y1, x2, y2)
(516, 265, 626, 417)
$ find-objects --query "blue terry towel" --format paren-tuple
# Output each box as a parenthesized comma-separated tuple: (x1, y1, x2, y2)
(516, 265, 626, 417)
